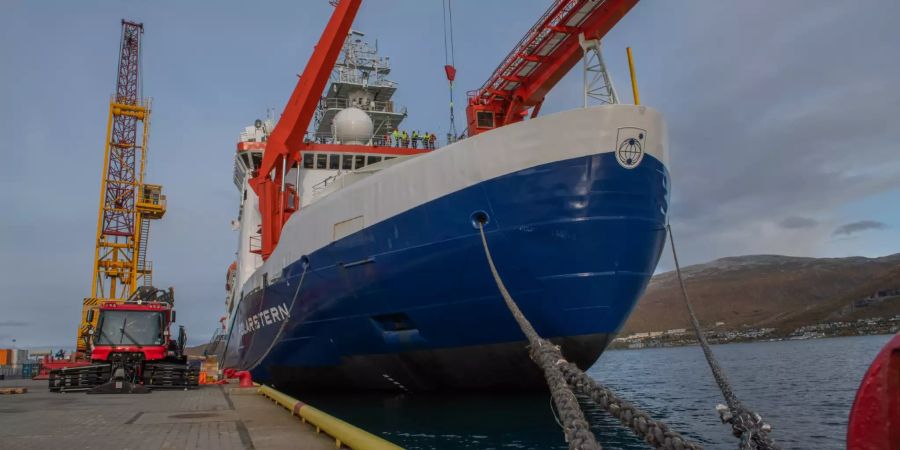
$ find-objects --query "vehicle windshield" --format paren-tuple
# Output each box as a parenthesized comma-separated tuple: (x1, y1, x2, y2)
(95, 310, 164, 346)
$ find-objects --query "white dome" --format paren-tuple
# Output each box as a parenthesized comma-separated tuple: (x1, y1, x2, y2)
(333, 107, 373, 145)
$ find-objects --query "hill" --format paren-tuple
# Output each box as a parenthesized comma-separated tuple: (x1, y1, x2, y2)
(620, 253, 900, 335)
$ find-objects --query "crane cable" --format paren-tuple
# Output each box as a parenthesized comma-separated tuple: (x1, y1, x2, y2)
(667, 224, 780, 450)
(442, 0, 458, 141)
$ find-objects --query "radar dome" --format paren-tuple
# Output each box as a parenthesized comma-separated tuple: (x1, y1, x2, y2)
(333, 107, 373, 145)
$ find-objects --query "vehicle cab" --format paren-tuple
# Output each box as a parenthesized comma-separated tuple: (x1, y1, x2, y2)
(88, 301, 172, 361)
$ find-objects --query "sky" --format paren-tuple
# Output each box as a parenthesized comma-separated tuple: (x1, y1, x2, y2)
(1, 0, 899, 348)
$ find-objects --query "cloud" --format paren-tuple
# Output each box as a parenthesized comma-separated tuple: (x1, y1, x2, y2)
(597, 0, 900, 265)
(3, 0, 900, 347)
(0, 321, 30, 327)
(833, 220, 887, 236)
(779, 217, 818, 229)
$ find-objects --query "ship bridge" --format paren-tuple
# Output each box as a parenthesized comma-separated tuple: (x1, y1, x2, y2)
(313, 30, 407, 141)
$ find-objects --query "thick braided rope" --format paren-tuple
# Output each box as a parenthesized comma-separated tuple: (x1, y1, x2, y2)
(558, 360, 703, 450)
(667, 225, 779, 450)
(478, 223, 601, 450)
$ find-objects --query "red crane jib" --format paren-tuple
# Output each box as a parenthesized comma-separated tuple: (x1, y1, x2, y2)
(249, 0, 362, 259)
(465, 0, 637, 136)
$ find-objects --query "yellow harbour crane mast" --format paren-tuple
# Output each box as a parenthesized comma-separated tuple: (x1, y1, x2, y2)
(77, 20, 166, 354)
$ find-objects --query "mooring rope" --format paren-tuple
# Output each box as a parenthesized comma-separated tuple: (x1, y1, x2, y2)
(667, 224, 780, 450)
(220, 260, 310, 373)
(478, 222, 703, 450)
(247, 260, 310, 371)
(478, 222, 600, 449)
(558, 361, 703, 450)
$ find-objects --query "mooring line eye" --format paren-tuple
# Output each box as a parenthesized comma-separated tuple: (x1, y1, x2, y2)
(470, 211, 490, 228)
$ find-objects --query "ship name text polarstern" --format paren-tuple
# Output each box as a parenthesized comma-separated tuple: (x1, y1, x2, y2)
(237, 303, 291, 337)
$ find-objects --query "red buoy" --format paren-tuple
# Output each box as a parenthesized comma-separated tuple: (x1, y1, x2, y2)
(847, 333, 900, 450)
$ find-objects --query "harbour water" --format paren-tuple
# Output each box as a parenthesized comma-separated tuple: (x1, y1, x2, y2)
(291, 334, 893, 449)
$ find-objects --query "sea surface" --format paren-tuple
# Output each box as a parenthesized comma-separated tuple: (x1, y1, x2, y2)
(292, 334, 893, 449)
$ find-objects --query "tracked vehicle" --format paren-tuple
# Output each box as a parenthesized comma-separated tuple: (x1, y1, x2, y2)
(50, 287, 198, 393)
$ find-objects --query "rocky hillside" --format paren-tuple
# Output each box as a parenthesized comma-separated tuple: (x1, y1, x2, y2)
(620, 253, 900, 334)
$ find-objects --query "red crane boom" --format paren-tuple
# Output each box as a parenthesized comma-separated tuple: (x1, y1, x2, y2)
(249, 0, 362, 259)
(465, 0, 637, 136)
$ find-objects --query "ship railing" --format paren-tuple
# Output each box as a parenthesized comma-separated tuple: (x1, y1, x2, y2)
(248, 234, 262, 255)
(382, 133, 451, 150)
(304, 132, 393, 147)
(233, 160, 244, 189)
(304, 131, 449, 150)
(333, 70, 396, 88)
(318, 97, 406, 115)
(312, 175, 340, 194)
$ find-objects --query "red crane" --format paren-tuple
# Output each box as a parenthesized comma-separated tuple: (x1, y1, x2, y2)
(250, 0, 637, 259)
(465, 0, 637, 135)
(250, 0, 362, 259)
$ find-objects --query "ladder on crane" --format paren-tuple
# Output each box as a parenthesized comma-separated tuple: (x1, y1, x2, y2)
(137, 218, 152, 286)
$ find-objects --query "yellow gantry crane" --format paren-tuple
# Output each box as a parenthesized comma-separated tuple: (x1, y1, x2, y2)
(77, 20, 166, 354)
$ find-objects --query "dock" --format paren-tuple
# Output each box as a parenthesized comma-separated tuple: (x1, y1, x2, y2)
(0, 379, 395, 450)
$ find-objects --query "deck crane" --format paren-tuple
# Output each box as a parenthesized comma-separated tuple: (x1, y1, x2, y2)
(466, 0, 637, 135)
(249, 0, 636, 259)
(77, 20, 167, 355)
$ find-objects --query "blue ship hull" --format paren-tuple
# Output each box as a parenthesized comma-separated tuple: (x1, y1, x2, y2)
(223, 151, 669, 390)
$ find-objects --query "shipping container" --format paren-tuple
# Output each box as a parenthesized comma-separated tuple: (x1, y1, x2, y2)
(11, 349, 27, 366)
(22, 362, 39, 379)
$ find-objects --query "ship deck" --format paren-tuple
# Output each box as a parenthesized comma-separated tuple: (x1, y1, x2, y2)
(0, 379, 371, 449)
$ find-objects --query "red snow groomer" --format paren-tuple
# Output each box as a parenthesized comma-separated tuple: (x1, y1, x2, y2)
(49, 287, 198, 393)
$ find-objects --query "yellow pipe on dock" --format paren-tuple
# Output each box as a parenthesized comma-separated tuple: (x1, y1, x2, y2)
(257, 384, 404, 450)
(626, 46, 640, 105)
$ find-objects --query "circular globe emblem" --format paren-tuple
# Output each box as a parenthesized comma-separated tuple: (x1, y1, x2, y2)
(616, 137, 644, 169)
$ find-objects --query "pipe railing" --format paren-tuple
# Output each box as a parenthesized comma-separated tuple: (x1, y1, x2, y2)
(257, 384, 403, 450)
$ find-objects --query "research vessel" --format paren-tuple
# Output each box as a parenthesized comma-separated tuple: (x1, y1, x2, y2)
(220, 0, 668, 390)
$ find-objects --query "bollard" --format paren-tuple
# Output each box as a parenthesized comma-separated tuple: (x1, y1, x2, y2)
(223, 368, 254, 388)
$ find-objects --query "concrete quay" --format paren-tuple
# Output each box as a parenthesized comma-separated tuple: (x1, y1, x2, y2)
(0, 379, 350, 450)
